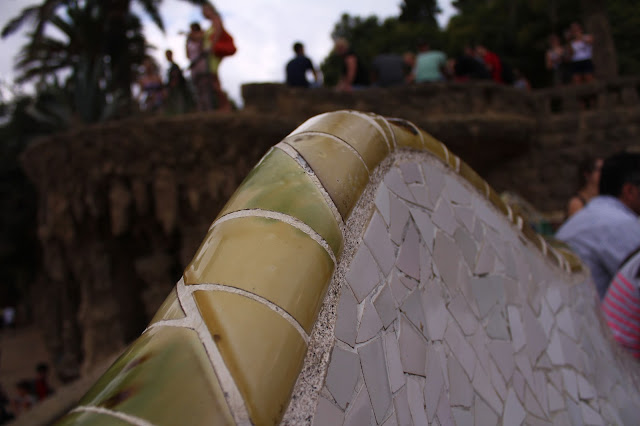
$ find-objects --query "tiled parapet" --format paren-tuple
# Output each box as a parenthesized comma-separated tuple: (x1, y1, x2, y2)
(57, 110, 638, 426)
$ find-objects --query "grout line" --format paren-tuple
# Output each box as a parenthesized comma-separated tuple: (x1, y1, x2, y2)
(211, 209, 337, 266)
(142, 318, 191, 334)
(70, 406, 155, 426)
(176, 278, 252, 425)
(454, 156, 461, 173)
(287, 131, 371, 174)
(185, 283, 310, 344)
(506, 204, 513, 222)
(344, 110, 393, 152)
(380, 116, 398, 150)
(275, 142, 345, 227)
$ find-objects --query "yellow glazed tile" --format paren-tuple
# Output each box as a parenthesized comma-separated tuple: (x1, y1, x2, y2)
(149, 287, 184, 325)
(458, 160, 487, 196)
(194, 290, 307, 426)
(184, 216, 334, 333)
(487, 187, 510, 218)
(76, 326, 234, 426)
(218, 147, 343, 257)
(521, 223, 545, 253)
(369, 114, 396, 152)
(289, 111, 389, 170)
(419, 129, 450, 165)
(387, 119, 423, 150)
(55, 410, 132, 426)
(284, 133, 369, 219)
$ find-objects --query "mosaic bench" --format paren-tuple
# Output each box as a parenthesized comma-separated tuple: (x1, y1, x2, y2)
(56, 111, 640, 425)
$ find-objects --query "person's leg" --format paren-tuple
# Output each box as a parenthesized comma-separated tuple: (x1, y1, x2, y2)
(211, 73, 231, 111)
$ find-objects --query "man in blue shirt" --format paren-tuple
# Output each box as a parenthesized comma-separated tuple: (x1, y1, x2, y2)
(286, 42, 317, 88)
(556, 150, 640, 298)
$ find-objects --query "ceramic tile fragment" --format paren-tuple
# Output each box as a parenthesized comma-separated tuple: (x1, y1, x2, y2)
(382, 332, 405, 393)
(547, 383, 565, 412)
(447, 354, 473, 407)
(444, 320, 476, 379)
(326, 346, 360, 409)
(474, 242, 496, 275)
(364, 211, 396, 277)
(556, 308, 577, 340)
(503, 388, 526, 426)
(424, 346, 445, 421)
(385, 168, 416, 202)
(335, 286, 359, 346)
(538, 301, 553, 339)
(56, 411, 133, 426)
(488, 340, 515, 382)
(513, 370, 526, 401)
(565, 398, 584, 426)
(390, 272, 410, 307)
(454, 227, 477, 268)
(359, 337, 392, 423)
(422, 279, 449, 341)
(409, 208, 435, 251)
(447, 294, 477, 335)
(435, 391, 455, 426)
(396, 223, 420, 280)
(475, 395, 499, 426)
(399, 273, 418, 291)
(545, 287, 563, 314)
(561, 369, 579, 402)
(313, 396, 345, 426)
(393, 386, 412, 426)
(149, 288, 185, 325)
(522, 304, 547, 361)
(488, 359, 508, 401)
(546, 329, 565, 366)
(373, 283, 397, 328)
(470, 275, 505, 318)
(433, 231, 460, 289)
(486, 307, 510, 340)
(472, 361, 503, 414)
(375, 183, 392, 226)
(409, 184, 433, 209)
(344, 384, 374, 426)
(470, 326, 491, 372)
(580, 401, 603, 425)
(356, 298, 384, 343)
(451, 408, 473, 426)
(389, 194, 410, 245)
(422, 162, 445, 206)
(577, 375, 596, 400)
(401, 290, 426, 336)
(454, 205, 475, 234)
(533, 371, 549, 415)
(407, 376, 428, 426)
(444, 174, 472, 205)
(515, 353, 535, 389)
(507, 305, 526, 352)
(431, 197, 458, 236)
(398, 315, 427, 376)
(400, 162, 423, 184)
(346, 244, 381, 303)
(524, 386, 547, 419)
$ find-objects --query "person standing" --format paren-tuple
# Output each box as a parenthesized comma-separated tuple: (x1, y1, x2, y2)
(286, 42, 317, 88)
(186, 22, 213, 111)
(546, 34, 566, 87)
(202, 2, 231, 111)
(334, 38, 369, 92)
(568, 22, 595, 84)
(475, 44, 502, 83)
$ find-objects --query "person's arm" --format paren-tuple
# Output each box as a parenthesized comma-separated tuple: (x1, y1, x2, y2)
(339, 54, 357, 91)
(210, 13, 223, 48)
(566, 196, 583, 217)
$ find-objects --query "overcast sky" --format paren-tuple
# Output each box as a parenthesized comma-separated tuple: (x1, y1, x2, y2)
(0, 0, 455, 105)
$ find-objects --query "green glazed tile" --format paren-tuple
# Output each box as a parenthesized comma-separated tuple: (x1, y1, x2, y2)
(369, 114, 396, 152)
(77, 327, 234, 426)
(419, 129, 450, 165)
(184, 216, 334, 333)
(387, 119, 423, 150)
(55, 410, 132, 426)
(218, 148, 343, 257)
(194, 290, 307, 426)
(284, 133, 369, 219)
(149, 287, 185, 326)
(289, 111, 389, 170)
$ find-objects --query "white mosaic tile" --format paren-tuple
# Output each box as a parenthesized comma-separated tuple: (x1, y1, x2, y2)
(444, 174, 472, 206)
(356, 298, 384, 344)
(373, 282, 397, 329)
(408, 183, 433, 210)
(401, 290, 426, 336)
(435, 391, 455, 426)
(393, 386, 412, 426)
(503, 388, 526, 426)
(488, 358, 508, 401)
(424, 346, 445, 422)
(547, 383, 565, 412)
(448, 354, 474, 407)
(556, 308, 577, 340)
(472, 360, 503, 414)
(580, 401, 604, 425)
(385, 167, 416, 202)
(326, 346, 361, 409)
(451, 408, 473, 426)
(422, 278, 449, 341)
(381, 412, 398, 426)
(577, 374, 596, 400)
(470, 326, 492, 373)
(396, 222, 420, 280)
(513, 370, 526, 402)
(407, 376, 428, 426)
(431, 197, 458, 236)
(433, 231, 461, 290)
(474, 242, 497, 275)
(565, 398, 584, 426)
(474, 395, 499, 426)
(454, 205, 475, 234)
(374, 182, 392, 226)
(533, 371, 549, 415)
(488, 340, 515, 382)
(343, 384, 374, 426)
(470, 275, 505, 318)
(346, 244, 381, 303)
(399, 162, 423, 184)
(507, 305, 526, 352)
(408, 208, 435, 252)
(561, 368, 579, 402)
(389, 271, 410, 307)
(335, 286, 359, 346)
(547, 329, 565, 366)
(538, 300, 554, 338)
(398, 315, 427, 376)
(313, 396, 345, 426)
(382, 332, 405, 393)
(524, 386, 547, 420)
(364, 211, 396, 277)
(515, 353, 535, 390)
(486, 307, 510, 340)
(522, 304, 547, 363)
(545, 287, 563, 314)
(359, 337, 392, 423)
(444, 319, 476, 379)
(398, 274, 418, 291)
(447, 294, 477, 336)
(389, 195, 410, 248)
(454, 227, 477, 269)
(421, 161, 445, 206)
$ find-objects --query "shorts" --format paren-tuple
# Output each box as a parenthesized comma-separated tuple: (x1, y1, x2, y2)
(571, 59, 594, 76)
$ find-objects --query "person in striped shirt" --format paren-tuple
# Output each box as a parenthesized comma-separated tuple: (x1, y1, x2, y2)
(602, 247, 640, 359)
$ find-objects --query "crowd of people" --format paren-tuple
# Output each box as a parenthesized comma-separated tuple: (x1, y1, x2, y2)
(555, 150, 640, 359)
(0, 363, 54, 423)
(136, 2, 232, 114)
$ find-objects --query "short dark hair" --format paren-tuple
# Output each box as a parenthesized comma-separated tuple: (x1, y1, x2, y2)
(293, 42, 304, 54)
(190, 22, 201, 31)
(576, 154, 599, 188)
(599, 150, 640, 197)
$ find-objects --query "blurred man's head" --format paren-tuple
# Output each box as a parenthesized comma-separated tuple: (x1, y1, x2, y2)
(600, 150, 640, 214)
(334, 38, 349, 56)
(293, 42, 304, 55)
(165, 49, 173, 62)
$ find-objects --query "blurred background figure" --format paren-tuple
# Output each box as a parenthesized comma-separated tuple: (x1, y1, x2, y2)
(136, 58, 165, 112)
(202, 2, 231, 111)
(334, 37, 369, 92)
(186, 22, 213, 112)
(569, 22, 595, 85)
(546, 34, 566, 87)
(34, 363, 54, 401)
(370, 52, 410, 87)
(566, 155, 603, 218)
(164, 49, 193, 114)
(286, 42, 318, 88)
(411, 40, 447, 83)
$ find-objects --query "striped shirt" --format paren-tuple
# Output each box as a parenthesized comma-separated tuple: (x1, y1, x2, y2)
(602, 250, 640, 358)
